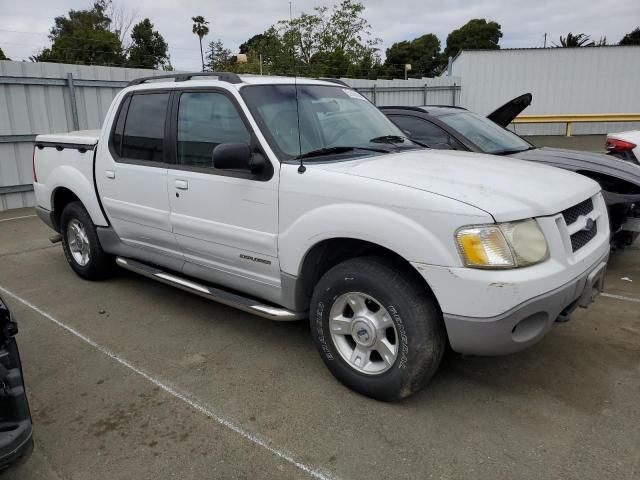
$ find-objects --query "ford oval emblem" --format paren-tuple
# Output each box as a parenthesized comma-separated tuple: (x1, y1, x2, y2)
(584, 218, 595, 232)
(356, 328, 369, 342)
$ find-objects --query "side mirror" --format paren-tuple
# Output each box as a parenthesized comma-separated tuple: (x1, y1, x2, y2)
(212, 143, 265, 173)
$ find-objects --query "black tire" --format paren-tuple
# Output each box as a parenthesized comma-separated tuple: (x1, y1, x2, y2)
(310, 256, 446, 401)
(60, 201, 113, 280)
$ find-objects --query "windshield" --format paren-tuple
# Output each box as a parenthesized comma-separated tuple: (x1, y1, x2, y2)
(240, 84, 417, 161)
(437, 111, 532, 154)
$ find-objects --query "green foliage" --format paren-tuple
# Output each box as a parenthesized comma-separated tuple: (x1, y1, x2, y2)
(555, 32, 595, 47)
(444, 19, 502, 58)
(127, 18, 170, 69)
(384, 34, 442, 77)
(191, 15, 209, 39)
(32, 0, 125, 65)
(0, 47, 9, 60)
(191, 15, 209, 71)
(205, 39, 233, 71)
(619, 27, 640, 45)
(237, 0, 381, 77)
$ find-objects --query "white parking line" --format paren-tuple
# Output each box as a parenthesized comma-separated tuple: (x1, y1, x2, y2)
(0, 285, 336, 480)
(602, 292, 640, 304)
(0, 214, 37, 223)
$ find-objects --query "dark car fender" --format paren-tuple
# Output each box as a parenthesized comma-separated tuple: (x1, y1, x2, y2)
(510, 147, 640, 206)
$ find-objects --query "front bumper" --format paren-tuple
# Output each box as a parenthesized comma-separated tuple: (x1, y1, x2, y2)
(0, 337, 33, 471)
(443, 253, 608, 356)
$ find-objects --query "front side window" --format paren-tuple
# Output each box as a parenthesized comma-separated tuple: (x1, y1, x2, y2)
(120, 93, 170, 162)
(240, 84, 419, 161)
(177, 92, 251, 168)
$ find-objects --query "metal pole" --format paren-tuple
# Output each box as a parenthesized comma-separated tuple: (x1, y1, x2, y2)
(447, 56, 453, 76)
(423, 84, 428, 105)
(66, 72, 80, 131)
(372, 84, 377, 106)
(451, 83, 457, 106)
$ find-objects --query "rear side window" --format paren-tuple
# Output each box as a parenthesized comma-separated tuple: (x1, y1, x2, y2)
(176, 92, 250, 168)
(118, 93, 170, 162)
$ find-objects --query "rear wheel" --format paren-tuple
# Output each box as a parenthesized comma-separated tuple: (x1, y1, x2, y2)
(310, 256, 446, 401)
(60, 201, 113, 280)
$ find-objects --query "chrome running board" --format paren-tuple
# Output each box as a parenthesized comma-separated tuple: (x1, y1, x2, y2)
(115, 257, 305, 321)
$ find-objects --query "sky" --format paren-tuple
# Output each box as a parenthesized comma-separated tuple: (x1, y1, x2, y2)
(1, 0, 638, 70)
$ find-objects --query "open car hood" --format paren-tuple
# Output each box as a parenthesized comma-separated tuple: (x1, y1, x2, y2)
(487, 93, 532, 127)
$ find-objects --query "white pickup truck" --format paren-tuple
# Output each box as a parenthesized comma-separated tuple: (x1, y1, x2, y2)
(33, 73, 610, 401)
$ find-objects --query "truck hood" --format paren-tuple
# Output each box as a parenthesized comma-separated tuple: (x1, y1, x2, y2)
(316, 149, 601, 222)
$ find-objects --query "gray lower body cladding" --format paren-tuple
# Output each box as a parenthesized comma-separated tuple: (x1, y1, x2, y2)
(444, 252, 609, 356)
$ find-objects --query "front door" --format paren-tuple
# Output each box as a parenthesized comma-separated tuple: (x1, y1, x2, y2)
(96, 91, 181, 261)
(167, 90, 281, 300)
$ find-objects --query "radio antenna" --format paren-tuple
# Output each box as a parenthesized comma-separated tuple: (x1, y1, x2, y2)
(290, 1, 305, 173)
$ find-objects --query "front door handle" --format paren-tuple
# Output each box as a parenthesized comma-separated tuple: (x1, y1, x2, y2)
(105, 170, 115, 179)
(175, 179, 189, 190)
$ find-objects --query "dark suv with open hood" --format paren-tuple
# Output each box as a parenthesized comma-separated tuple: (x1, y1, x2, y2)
(382, 94, 640, 248)
(0, 296, 33, 471)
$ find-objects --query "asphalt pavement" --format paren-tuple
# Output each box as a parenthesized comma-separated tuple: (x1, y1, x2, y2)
(1, 206, 638, 480)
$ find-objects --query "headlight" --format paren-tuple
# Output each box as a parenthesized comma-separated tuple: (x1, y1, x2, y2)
(456, 219, 549, 269)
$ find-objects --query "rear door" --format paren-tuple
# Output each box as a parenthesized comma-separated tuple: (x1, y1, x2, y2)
(166, 89, 281, 299)
(96, 91, 181, 259)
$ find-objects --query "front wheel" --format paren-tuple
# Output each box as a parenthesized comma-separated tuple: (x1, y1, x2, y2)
(310, 257, 446, 401)
(60, 201, 113, 280)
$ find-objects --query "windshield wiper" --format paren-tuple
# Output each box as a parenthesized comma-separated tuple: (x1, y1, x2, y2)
(493, 146, 536, 155)
(369, 135, 409, 144)
(294, 146, 390, 160)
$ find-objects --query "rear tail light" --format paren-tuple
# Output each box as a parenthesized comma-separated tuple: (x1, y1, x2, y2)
(32, 145, 38, 183)
(606, 137, 636, 153)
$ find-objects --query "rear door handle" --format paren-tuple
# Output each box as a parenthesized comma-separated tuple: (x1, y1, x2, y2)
(105, 170, 115, 179)
(175, 179, 189, 190)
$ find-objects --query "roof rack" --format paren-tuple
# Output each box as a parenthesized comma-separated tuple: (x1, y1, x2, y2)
(317, 77, 350, 87)
(127, 72, 243, 87)
(424, 105, 468, 110)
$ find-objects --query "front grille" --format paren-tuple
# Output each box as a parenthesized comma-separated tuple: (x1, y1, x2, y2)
(570, 222, 598, 252)
(562, 198, 594, 226)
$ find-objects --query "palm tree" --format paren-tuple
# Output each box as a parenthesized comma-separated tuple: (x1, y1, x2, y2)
(555, 33, 595, 48)
(192, 16, 210, 71)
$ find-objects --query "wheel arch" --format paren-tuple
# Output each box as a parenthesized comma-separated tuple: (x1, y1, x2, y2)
(46, 165, 108, 231)
(291, 237, 441, 313)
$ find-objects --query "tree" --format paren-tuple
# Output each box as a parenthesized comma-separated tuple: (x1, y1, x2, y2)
(205, 39, 233, 71)
(238, 1, 381, 77)
(127, 18, 169, 69)
(32, 0, 125, 65)
(619, 27, 640, 45)
(385, 33, 441, 78)
(0, 47, 9, 60)
(555, 32, 595, 47)
(443, 19, 502, 59)
(106, 0, 138, 50)
(192, 16, 209, 72)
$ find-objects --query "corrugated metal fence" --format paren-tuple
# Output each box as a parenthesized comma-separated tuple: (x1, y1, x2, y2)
(0, 60, 461, 210)
(0, 61, 171, 210)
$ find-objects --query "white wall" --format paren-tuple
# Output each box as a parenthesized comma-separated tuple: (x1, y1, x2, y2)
(449, 46, 640, 135)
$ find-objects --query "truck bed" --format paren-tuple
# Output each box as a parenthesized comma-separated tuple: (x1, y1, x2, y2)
(36, 129, 100, 146)
(33, 129, 108, 229)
